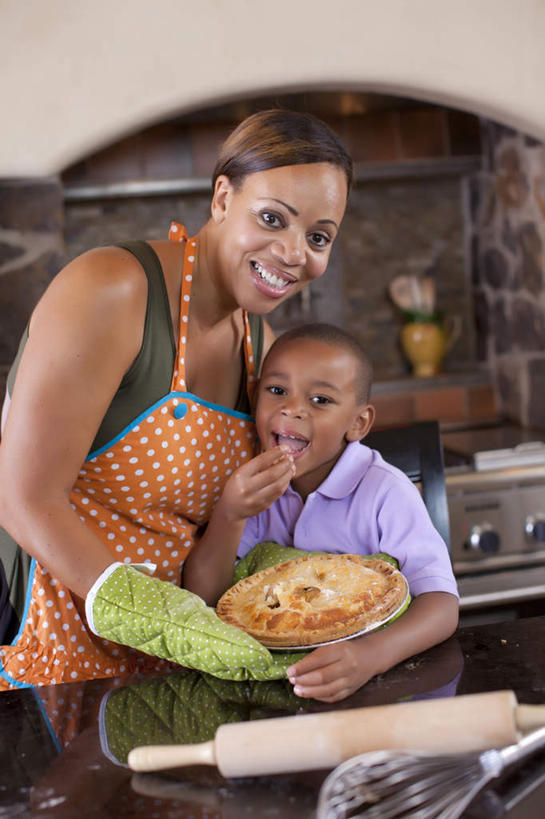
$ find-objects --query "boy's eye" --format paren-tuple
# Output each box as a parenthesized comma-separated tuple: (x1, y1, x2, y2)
(266, 385, 286, 396)
(310, 395, 332, 405)
(309, 232, 331, 249)
(261, 211, 284, 229)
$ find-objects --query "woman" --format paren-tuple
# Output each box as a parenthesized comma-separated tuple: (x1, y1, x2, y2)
(0, 109, 352, 689)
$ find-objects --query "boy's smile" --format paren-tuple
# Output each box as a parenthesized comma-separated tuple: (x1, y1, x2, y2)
(256, 338, 374, 499)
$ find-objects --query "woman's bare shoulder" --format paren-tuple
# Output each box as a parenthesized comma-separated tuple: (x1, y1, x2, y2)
(27, 245, 150, 374)
(53, 245, 148, 300)
(30, 245, 147, 334)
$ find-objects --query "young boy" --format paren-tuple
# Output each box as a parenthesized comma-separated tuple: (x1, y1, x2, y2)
(183, 323, 459, 703)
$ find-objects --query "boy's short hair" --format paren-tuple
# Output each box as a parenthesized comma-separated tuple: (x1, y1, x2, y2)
(264, 323, 373, 403)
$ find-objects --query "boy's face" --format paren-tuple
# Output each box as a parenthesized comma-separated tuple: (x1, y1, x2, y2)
(256, 338, 374, 499)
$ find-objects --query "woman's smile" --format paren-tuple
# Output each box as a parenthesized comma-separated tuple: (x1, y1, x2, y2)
(210, 163, 347, 314)
(250, 259, 297, 298)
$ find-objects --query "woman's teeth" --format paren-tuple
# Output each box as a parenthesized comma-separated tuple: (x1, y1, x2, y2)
(252, 261, 291, 290)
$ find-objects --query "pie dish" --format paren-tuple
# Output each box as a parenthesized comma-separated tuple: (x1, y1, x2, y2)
(216, 553, 409, 648)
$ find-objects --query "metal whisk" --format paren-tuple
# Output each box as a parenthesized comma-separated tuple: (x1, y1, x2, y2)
(316, 725, 545, 818)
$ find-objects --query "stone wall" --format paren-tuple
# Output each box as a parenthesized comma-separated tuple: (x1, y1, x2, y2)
(468, 123, 545, 429)
(0, 101, 482, 401)
(0, 178, 65, 396)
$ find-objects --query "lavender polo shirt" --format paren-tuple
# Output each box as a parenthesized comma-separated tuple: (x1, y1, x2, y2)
(238, 441, 459, 599)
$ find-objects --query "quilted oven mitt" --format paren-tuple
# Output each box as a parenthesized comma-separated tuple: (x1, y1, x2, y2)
(100, 668, 306, 765)
(85, 563, 301, 681)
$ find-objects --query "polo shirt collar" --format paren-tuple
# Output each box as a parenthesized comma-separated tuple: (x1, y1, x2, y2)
(315, 441, 374, 500)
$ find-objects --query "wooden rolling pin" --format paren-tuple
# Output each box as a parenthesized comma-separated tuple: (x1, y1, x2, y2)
(128, 689, 545, 778)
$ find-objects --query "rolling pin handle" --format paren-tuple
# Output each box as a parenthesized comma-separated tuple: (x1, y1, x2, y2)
(514, 704, 545, 733)
(128, 740, 216, 772)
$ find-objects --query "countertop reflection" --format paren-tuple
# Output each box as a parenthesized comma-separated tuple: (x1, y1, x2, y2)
(2, 616, 545, 817)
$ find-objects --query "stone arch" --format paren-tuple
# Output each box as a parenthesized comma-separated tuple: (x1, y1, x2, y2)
(1, 0, 545, 176)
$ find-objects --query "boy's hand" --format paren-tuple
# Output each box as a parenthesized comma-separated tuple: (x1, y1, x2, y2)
(286, 637, 382, 703)
(286, 593, 459, 702)
(217, 446, 295, 523)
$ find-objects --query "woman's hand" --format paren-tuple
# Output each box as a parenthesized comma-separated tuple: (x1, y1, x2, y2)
(286, 592, 459, 703)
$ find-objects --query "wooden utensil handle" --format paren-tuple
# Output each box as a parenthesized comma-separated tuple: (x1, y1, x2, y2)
(128, 740, 215, 772)
(215, 689, 520, 777)
(515, 704, 545, 732)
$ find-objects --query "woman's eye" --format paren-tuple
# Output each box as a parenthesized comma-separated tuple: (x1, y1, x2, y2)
(309, 232, 331, 249)
(261, 212, 284, 228)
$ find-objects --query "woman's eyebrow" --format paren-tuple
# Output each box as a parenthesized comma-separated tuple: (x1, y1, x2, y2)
(258, 198, 338, 228)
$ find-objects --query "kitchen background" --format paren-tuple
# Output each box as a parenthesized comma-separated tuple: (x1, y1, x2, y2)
(2, 2, 545, 623)
(1, 91, 544, 433)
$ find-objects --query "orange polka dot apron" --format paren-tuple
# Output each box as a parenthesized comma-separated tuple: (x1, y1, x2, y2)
(0, 226, 258, 689)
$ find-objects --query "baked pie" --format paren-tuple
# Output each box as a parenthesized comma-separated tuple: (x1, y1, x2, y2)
(216, 553, 408, 647)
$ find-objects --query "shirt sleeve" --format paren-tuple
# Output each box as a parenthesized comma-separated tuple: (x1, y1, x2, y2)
(375, 475, 459, 599)
(237, 515, 261, 559)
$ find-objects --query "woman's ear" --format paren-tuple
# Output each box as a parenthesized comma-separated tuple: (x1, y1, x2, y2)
(345, 404, 376, 443)
(211, 175, 234, 224)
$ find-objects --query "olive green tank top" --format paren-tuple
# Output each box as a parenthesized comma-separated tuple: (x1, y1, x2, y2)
(7, 240, 264, 453)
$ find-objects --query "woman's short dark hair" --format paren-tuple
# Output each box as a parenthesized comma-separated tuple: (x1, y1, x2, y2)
(212, 109, 354, 195)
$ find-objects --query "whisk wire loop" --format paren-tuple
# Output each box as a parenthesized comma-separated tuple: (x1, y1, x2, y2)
(317, 750, 497, 819)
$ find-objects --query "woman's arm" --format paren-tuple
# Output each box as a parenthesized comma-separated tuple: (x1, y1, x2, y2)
(0, 247, 149, 599)
(287, 591, 459, 702)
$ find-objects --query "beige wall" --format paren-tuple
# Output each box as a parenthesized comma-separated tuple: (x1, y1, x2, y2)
(2, 0, 545, 176)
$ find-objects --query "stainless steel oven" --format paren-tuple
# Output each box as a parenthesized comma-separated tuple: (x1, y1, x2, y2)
(442, 424, 545, 615)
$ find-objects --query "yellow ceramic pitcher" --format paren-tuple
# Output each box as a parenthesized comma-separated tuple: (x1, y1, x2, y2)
(400, 316, 461, 377)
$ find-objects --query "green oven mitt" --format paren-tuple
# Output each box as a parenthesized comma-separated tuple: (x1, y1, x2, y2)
(100, 668, 306, 765)
(85, 562, 299, 681)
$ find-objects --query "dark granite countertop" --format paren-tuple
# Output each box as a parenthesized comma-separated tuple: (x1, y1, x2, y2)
(2, 616, 545, 818)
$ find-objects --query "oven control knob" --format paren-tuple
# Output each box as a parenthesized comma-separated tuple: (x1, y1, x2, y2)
(525, 516, 545, 542)
(468, 525, 500, 554)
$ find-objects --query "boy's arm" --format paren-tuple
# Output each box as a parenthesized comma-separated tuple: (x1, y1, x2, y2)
(182, 446, 294, 605)
(287, 590, 459, 702)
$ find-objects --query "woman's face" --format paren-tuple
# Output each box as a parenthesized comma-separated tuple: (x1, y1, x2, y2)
(210, 162, 348, 314)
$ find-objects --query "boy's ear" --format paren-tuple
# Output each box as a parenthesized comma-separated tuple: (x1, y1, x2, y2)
(211, 175, 234, 224)
(345, 404, 375, 443)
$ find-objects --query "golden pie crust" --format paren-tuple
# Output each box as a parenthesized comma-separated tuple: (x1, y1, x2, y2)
(216, 553, 408, 647)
